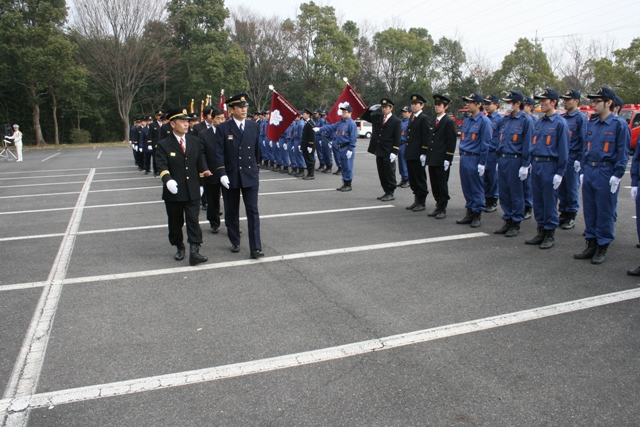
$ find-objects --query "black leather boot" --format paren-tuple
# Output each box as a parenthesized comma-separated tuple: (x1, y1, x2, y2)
(470, 212, 481, 228)
(456, 208, 473, 224)
(189, 244, 208, 266)
(540, 228, 555, 249)
(174, 244, 185, 261)
(525, 227, 545, 245)
(574, 239, 597, 259)
(494, 219, 512, 234)
(505, 221, 521, 237)
(591, 243, 609, 264)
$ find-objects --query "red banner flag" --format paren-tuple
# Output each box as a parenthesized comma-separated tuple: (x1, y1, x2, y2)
(326, 83, 367, 124)
(266, 91, 299, 142)
(219, 90, 228, 120)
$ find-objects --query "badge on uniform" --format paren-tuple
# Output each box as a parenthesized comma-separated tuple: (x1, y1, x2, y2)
(170, 152, 176, 157)
(228, 135, 234, 140)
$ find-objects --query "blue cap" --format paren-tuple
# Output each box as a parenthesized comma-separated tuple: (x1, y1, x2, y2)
(316, 108, 323, 113)
(587, 86, 617, 101)
(523, 96, 535, 106)
(614, 96, 624, 108)
(502, 90, 524, 103)
(401, 105, 410, 112)
(534, 88, 559, 101)
(560, 89, 581, 100)
(339, 104, 353, 112)
(483, 94, 500, 104)
(462, 92, 484, 103)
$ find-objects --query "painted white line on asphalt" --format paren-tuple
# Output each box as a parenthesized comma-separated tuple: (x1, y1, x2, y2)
(1, 169, 95, 427)
(9, 181, 86, 189)
(40, 153, 61, 162)
(92, 177, 155, 183)
(0, 165, 130, 176)
(0, 232, 486, 292)
(97, 151, 102, 159)
(0, 173, 89, 182)
(0, 192, 81, 200)
(2, 286, 639, 416)
(0, 205, 394, 244)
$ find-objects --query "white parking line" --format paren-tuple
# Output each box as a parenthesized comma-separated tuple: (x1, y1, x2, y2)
(0, 166, 131, 176)
(2, 286, 639, 417)
(97, 151, 102, 159)
(1, 169, 95, 427)
(40, 153, 61, 162)
(0, 173, 90, 181)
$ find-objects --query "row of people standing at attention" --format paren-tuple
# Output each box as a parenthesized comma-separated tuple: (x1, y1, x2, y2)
(4, 124, 23, 162)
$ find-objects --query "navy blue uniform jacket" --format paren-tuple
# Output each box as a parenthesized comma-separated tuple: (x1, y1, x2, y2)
(214, 119, 260, 188)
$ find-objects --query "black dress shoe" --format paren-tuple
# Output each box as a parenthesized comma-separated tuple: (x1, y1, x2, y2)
(427, 209, 439, 217)
(210, 225, 219, 234)
(189, 244, 208, 266)
(435, 210, 446, 219)
(231, 245, 240, 253)
(250, 249, 264, 259)
(406, 203, 418, 210)
(340, 185, 352, 192)
(377, 194, 386, 200)
(380, 193, 395, 201)
(302, 175, 315, 180)
(627, 266, 640, 276)
(400, 180, 409, 188)
(412, 204, 426, 212)
(174, 244, 185, 261)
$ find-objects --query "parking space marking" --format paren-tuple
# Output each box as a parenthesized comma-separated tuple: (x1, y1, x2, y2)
(1, 169, 95, 427)
(40, 153, 61, 162)
(0, 232, 486, 292)
(2, 286, 639, 417)
(0, 192, 81, 200)
(0, 166, 129, 176)
(0, 173, 90, 182)
(8, 181, 86, 189)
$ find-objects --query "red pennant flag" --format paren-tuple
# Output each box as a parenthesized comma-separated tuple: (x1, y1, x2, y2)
(219, 90, 228, 120)
(266, 91, 299, 142)
(326, 83, 367, 124)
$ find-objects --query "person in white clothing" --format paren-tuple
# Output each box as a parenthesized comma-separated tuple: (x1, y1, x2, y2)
(4, 124, 23, 161)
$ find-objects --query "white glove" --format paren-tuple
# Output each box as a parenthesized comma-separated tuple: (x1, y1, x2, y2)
(133, 144, 138, 150)
(444, 160, 450, 171)
(478, 164, 485, 177)
(283, 143, 287, 150)
(200, 186, 204, 197)
(631, 186, 638, 200)
(312, 127, 320, 132)
(552, 174, 563, 190)
(573, 160, 580, 173)
(220, 175, 230, 189)
(609, 175, 620, 194)
(518, 166, 529, 181)
(580, 174, 583, 186)
(269, 141, 273, 147)
(307, 147, 312, 153)
(420, 154, 426, 167)
(317, 140, 322, 147)
(138, 147, 143, 152)
(276, 142, 280, 148)
(369, 104, 381, 111)
(166, 179, 178, 194)
(147, 145, 152, 151)
(496, 163, 499, 171)
(390, 153, 397, 163)
(346, 150, 353, 159)
(262, 140, 265, 146)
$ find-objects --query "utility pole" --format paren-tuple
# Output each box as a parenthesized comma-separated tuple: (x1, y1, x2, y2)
(530, 31, 544, 96)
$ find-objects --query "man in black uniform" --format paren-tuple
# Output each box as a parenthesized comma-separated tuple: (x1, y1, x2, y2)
(155, 106, 208, 266)
(426, 94, 457, 218)
(149, 110, 164, 176)
(300, 108, 317, 180)
(404, 94, 432, 211)
(199, 107, 226, 233)
(360, 98, 402, 201)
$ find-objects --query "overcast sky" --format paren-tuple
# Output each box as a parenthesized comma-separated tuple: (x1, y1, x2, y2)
(228, 0, 640, 69)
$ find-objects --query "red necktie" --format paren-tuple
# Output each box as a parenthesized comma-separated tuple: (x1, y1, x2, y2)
(411, 115, 415, 123)
(383, 116, 387, 125)
(179, 137, 186, 154)
(435, 119, 439, 128)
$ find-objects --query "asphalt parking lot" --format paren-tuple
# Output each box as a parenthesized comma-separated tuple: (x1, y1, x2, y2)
(1, 145, 639, 426)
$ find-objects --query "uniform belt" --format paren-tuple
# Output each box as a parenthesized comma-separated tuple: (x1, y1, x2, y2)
(587, 161, 614, 167)
(338, 144, 351, 149)
(460, 150, 478, 156)
(532, 156, 555, 162)
(500, 153, 521, 158)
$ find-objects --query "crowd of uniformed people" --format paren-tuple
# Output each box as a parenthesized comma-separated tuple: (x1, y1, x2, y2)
(129, 86, 640, 274)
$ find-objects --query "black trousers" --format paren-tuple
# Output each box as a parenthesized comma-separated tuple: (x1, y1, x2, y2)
(164, 199, 202, 247)
(204, 181, 221, 228)
(406, 159, 428, 203)
(222, 186, 261, 251)
(303, 144, 315, 176)
(376, 155, 397, 194)
(143, 152, 152, 172)
(428, 165, 451, 208)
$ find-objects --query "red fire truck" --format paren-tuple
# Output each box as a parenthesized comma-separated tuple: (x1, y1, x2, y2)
(620, 104, 640, 150)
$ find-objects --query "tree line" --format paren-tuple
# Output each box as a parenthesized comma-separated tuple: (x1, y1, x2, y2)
(1, 0, 638, 145)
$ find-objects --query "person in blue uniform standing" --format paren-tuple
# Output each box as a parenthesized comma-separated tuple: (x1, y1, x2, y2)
(315, 104, 358, 191)
(294, 114, 306, 176)
(213, 93, 264, 259)
(627, 134, 640, 275)
(328, 109, 342, 176)
(522, 96, 536, 219)
(314, 109, 327, 172)
(397, 106, 410, 188)
(259, 110, 271, 169)
(456, 93, 491, 228)
(525, 89, 569, 249)
(574, 87, 630, 264)
(493, 90, 532, 237)
(483, 94, 502, 213)
(558, 90, 588, 230)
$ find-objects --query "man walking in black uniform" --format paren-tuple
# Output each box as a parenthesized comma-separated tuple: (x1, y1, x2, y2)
(199, 107, 226, 234)
(426, 95, 457, 218)
(155, 106, 208, 266)
(360, 98, 402, 201)
(404, 94, 432, 211)
(300, 108, 317, 180)
(149, 110, 163, 176)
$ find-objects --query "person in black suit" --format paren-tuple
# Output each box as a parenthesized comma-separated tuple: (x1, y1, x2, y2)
(149, 110, 164, 176)
(360, 98, 402, 201)
(213, 93, 264, 259)
(199, 107, 226, 234)
(193, 105, 214, 135)
(404, 94, 432, 211)
(426, 95, 458, 219)
(155, 106, 208, 266)
(300, 108, 316, 180)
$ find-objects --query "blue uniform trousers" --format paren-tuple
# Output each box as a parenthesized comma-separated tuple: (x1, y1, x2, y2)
(316, 140, 326, 164)
(272, 142, 281, 166)
(497, 156, 525, 222)
(339, 146, 355, 181)
(295, 141, 305, 167)
(287, 142, 297, 168)
(636, 195, 640, 243)
(558, 162, 580, 213)
(262, 139, 272, 162)
(332, 142, 342, 169)
(460, 153, 485, 212)
(531, 160, 560, 229)
(484, 151, 499, 199)
(523, 173, 533, 208)
(222, 186, 262, 251)
(582, 164, 618, 245)
(398, 144, 408, 181)
(279, 143, 290, 167)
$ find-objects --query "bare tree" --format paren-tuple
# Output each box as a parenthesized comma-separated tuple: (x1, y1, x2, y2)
(558, 36, 616, 94)
(71, 0, 170, 140)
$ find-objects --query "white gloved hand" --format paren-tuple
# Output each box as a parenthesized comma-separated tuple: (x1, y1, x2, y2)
(220, 175, 230, 189)
(200, 186, 204, 197)
(312, 127, 320, 132)
(609, 175, 621, 194)
(317, 140, 322, 147)
(631, 186, 638, 200)
(138, 147, 143, 152)
(518, 166, 529, 181)
(307, 147, 312, 153)
(276, 142, 280, 148)
(269, 141, 273, 147)
(580, 174, 584, 186)
(346, 150, 353, 159)
(478, 164, 485, 177)
(420, 154, 426, 167)
(444, 160, 450, 171)
(262, 140, 265, 146)
(147, 145, 152, 151)
(390, 153, 397, 163)
(133, 144, 138, 150)
(166, 179, 178, 194)
(552, 174, 563, 190)
(496, 163, 499, 171)
(369, 104, 381, 111)
(283, 143, 287, 150)
(574, 160, 580, 173)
